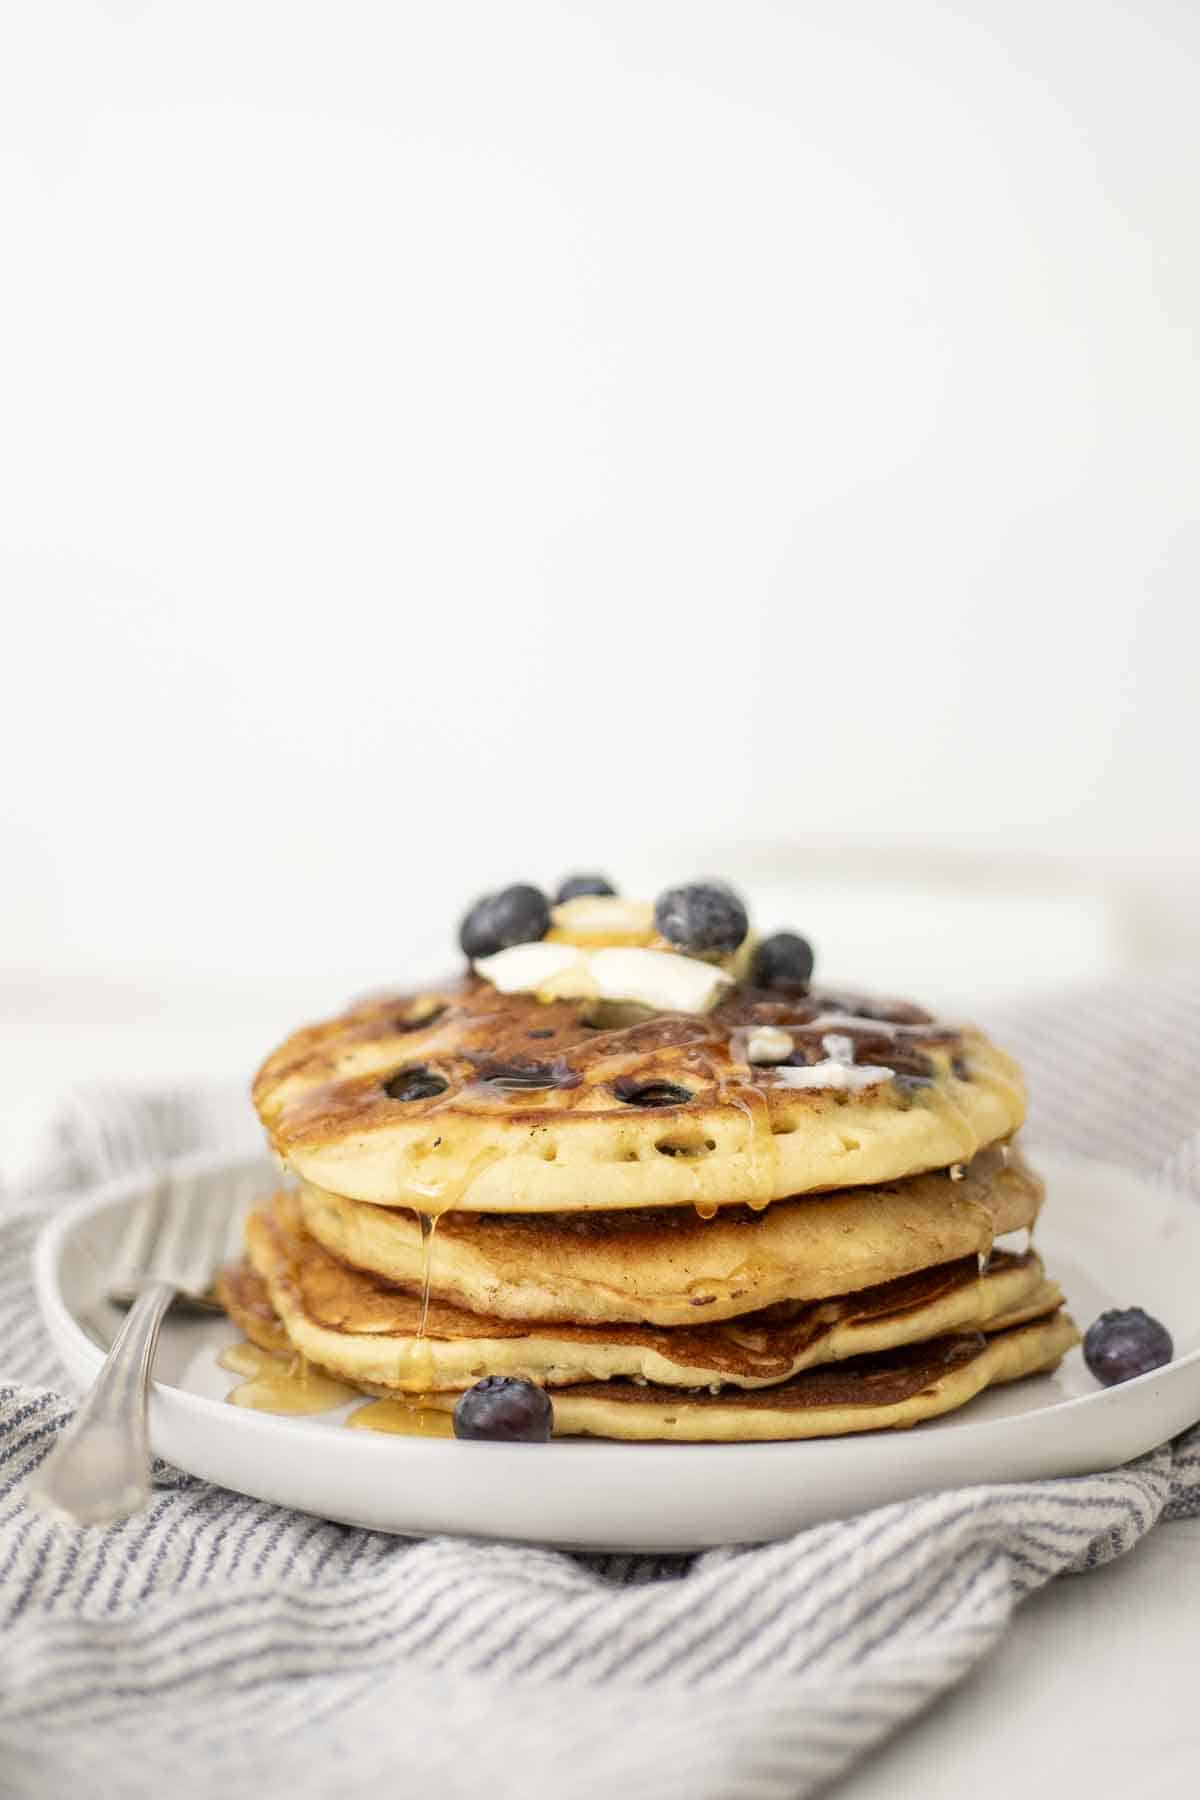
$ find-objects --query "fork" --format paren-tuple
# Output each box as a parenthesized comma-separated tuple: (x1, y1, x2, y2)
(29, 1162, 254, 1526)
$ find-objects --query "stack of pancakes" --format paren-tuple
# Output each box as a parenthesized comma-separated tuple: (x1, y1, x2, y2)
(219, 956, 1078, 1440)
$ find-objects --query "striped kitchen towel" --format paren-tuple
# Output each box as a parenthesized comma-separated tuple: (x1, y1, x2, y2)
(1, 973, 1198, 1800)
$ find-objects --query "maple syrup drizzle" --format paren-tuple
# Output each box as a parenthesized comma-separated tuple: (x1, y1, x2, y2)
(687, 1043, 781, 1213)
(733, 1084, 779, 1211)
(403, 1143, 509, 1388)
(416, 1210, 439, 1337)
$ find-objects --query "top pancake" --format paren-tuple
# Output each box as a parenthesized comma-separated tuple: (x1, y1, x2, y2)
(253, 975, 1025, 1212)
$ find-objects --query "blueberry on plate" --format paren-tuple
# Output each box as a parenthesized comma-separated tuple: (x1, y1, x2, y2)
(453, 1377, 553, 1442)
(752, 931, 815, 992)
(459, 884, 551, 959)
(555, 873, 617, 902)
(1082, 1308, 1173, 1386)
(654, 881, 748, 954)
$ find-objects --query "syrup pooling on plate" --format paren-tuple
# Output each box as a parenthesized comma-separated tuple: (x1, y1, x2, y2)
(219, 1341, 359, 1415)
(346, 1398, 454, 1437)
(219, 1341, 280, 1379)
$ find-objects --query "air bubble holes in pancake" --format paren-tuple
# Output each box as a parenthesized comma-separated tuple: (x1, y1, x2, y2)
(655, 1134, 719, 1158)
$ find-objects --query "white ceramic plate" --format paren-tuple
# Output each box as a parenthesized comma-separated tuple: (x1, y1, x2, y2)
(34, 1148, 1200, 1552)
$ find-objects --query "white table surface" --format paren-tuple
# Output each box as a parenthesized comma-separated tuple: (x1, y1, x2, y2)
(4, 981, 1198, 1799)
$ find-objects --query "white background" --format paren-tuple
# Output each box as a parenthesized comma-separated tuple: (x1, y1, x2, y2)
(3, 0, 1199, 1062)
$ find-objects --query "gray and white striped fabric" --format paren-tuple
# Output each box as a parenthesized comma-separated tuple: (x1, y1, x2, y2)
(2, 975, 1198, 1800)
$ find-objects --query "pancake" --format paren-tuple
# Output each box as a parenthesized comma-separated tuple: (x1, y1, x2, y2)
(217, 1256, 290, 1354)
(217, 1252, 1078, 1440)
(298, 1140, 1041, 1326)
(222, 1189, 1062, 1395)
(252, 976, 1025, 1211)
(522, 1314, 1080, 1440)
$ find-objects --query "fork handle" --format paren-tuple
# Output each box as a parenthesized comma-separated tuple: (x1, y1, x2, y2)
(29, 1280, 177, 1526)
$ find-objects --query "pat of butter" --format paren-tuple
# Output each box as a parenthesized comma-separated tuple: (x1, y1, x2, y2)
(546, 895, 656, 948)
(773, 1030, 893, 1091)
(773, 1060, 892, 1093)
(474, 943, 732, 1014)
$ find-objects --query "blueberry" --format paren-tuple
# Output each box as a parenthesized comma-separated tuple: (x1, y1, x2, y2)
(453, 1376, 553, 1442)
(384, 1067, 448, 1102)
(613, 1078, 694, 1107)
(654, 881, 748, 954)
(459, 884, 550, 958)
(1083, 1308, 1173, 1386)
(555, 873, 617, 902)
(752, 932, 815, 992)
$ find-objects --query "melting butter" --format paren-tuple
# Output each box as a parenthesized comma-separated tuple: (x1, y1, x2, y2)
(743, 1026, 793, 1065)
(474, 942, 731, 1014)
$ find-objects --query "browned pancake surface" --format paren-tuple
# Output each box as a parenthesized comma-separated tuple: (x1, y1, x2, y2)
(568, 1332, 989, 1412)
(221, 1189, 1060, 1392)
(254, 976, 1025, 1209)
(299, 1141, 1042, 1324)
